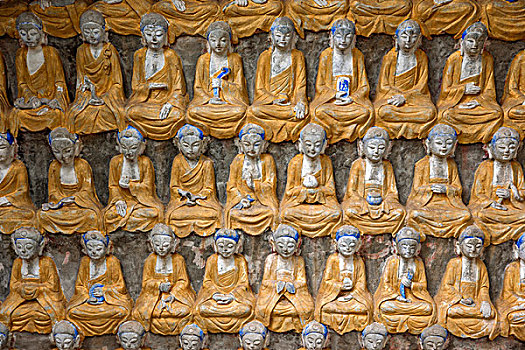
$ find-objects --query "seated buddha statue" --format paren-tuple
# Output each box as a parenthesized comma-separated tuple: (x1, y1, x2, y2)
(178, 324, 209, 350)
(374, 20, 437, 140)
(222, 0, 283, 41)
(348, 0, 412, 37)
(87, 0, 154, 36)
(0, 0, 27, 38)
(116, 321, 151, 350)
(125, 13, 188, 141)
(299, 321, 329, 350)
(280, 123, 342, 238)
(418, 324, 449, 350)
(67, 231, 133, 336)
(238, 321, 269, 350)
(481, 0, 525, 42)
(285, 0, 348, 38)
(50, 320, 82, 350)
(374, 227, 436, 334)
(246, 17, 309, 143)
(437, 22, 503, 144)
(311, 19, 374, 144)
(407, 124, 472, 239)
(104, 126, 164, 233)
(165, 124, 223, 238)
(359, 322, 389, 350)
(502, 49, 525, 133)
(0, 227, 66, 334)
(435, 225, 498, 339)
(225, 123, 278, 236)
(38, 128, 104, 235)
(29, 0, 90, 39)
(255, 224, 315, 333)
(342, 127, 406, 237)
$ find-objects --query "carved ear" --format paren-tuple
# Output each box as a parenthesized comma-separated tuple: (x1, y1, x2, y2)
(138, 140, 147, 156)
(416, 243, 422, 257)
(38, 236, 47, 256)
(75, 138, 83, 158)
(358, 333, 364, 348)
(513, 243, 519, 260)
(423, 138, 430, 155)
(234, 138, 242, 154)
(460, 39, 465, 56)
(48, 333, 54, 346)
(385, 140, 392, 159)
(357, 140, 364, 158)
(104, 31, 109, 43)
(269, 235, 276, 253)
(296, 139, 303, 154)
(392, 238, 398, 255)
(202, 136, 211, 154)
(261, 139, 269, 154)
(320, 138, 328, 155)
(172, 237, 180, 254)
(454, 240, 461, 256)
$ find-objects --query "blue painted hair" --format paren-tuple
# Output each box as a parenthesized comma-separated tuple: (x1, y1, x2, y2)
(214, 229, 240, 243)
(177, 124, 204, 140)
(335, 225, 360, 241)
(239, 123, 265, 141)
(0, 132, 14, 145)
(118, 125, 145, 142)
(516, 232, 525, 249)
(302, 321, 328, 338)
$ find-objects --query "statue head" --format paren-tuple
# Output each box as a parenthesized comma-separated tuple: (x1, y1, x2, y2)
(16, 12, 45, 48)
(239, 320, 268, 350)
(516, 232, 525, 261)
(213, 229, 241, 258)
(460, 22, 488, 57)
(118, 126, 146, 161)
(149, 223, 178, 257)
(335, 225, 361, 258)
(330, 19, 356, 52)
(395, 227, 421, 259)
(270, 17, 296, 51)
(359, 322, 388, 350)
(419, 324, 448, 350)
(0, 322, 9, 349)
(49, 128, 80, 166)
(0, 132, 17, 165)
(206, 21, 232, 55)
(395, 20, 422, 53)
(359, 127, 390, 162)
(488, 127, 520, 162)
(117, 321, 146, 350)
(457, 225, 485, 258)
(271, 224, 300, 258)
(80, 9, 106, 45)
(298, 123, 327, 159)
(237, 123, 268, 158)
(140, 13, 168, 49)
(425, 124, 457, 158)
(12, 227, 45, 260)
(301, 321, 328, 350)
(180, 324, 205, 350)
(81, 231, 111, 262)
(50, 321, 82, 350)
(175, 124, 208, 162)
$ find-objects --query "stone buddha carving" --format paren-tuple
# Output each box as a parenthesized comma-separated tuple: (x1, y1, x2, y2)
(502, 49, 525, 133)
(222, 0, 283, 41)
(348, 0, 412, 37)
(178, 324, 209, 350)
(481, 0, 525, 42)
(418, 324, 449, 350)
(238, 320, 269, 350)
(298, 321, 329, 350)
(50, 320, 82, 350)
(115, 321, 151, 350)
(29, 0, 90, 39)
(285, 0, 348, 38)
(87, 0, 154, 36)
(359, 322, 388, 350)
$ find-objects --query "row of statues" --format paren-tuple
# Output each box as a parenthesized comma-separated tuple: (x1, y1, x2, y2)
(2, 12, 525, 144)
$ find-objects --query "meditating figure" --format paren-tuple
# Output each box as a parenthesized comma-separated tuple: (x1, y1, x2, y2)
(285, 0, 348, 38)
(0, 0, 27, 38)
(221, 0, 283, 40)
(418, 324, 449, 350)
(348, 0, 412, 37)
(311, 19, 374, 144)
(29, 0, 90, 38)
(193, 229, 255, 333)
(437, 22, 502, 144)
(434, 225, 498, 339)
(481, 0, 525, 42)
(359, 322, 389, 350)
(342, 127, 406, 236)
(178, 324, 208, 350)
(226, 123, 278, 236)
(87, 0, 154, 36)
(374, 20, 437, 140)
(116, 321, 151, 350)
(67, 231, 133, 336)
(502, 49, 525, 132)
(255, 224, 315, 333)
(50, 320, 83, 350)
(238, 320, 269, 350)
(280, 123, 342, 238)
(298, 321, 329, 350)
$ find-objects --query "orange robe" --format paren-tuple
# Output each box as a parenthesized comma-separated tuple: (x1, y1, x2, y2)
(481, 0, 525, 42)
(11, 46, 69, 135)
(0, 159, 36, 234)
(315, 253, 373, 334)
(165, 154, 223, 238)
(374, 48, 437, 139)
(67, 255, 133, 337)
(87, 0, 154, 36)
(311, 48, 374, 144)
(280, 154, 342, 238)
(437, 51, 503, 144)
(68, 42, 125, 135)
(126, 47, 188, 141)
(435, 257, 498, 339)
(407, 156, 472, 239)
(374, 256, 436, 334)
(133, 253, 195, 335)
(342, 158, 406, 236)
(497, 260, 525, 341)
(502, 50, 525, 133)
(0, 0, 28, 38)
(247, 49, 309, 143)
(0, 52, 10, 128)
(221, 0, 283, 40)
(194, 254, 255, 333)
(225, 154, 279, 236)
(0, 256, 66, 334)
(285, 0, 348, 37)
(348, 0, 412, 37)
(255, 254, 314, 333)
(104, 154, 164, 233)
(29, 0, 91, 38)
(187, 52, 249, 140)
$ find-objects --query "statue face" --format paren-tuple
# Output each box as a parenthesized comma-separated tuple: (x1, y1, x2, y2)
(429, 135, 455, 158)
(396, 29, 419, 52)
(143, 25, 166, 50)
(54, 334, 76, 350)
(363, 139, 387, 162)
(208, 30, 229, 55)
(82, 22, 104, 45)
(0, 334, 6, 348)
(397, 238, 419, 259)
(462, 34, 484, 56)
(152, 235, 173, 257)
(301, 133, 325, 159)
(492, 138, 518, 162)
(18, 27, 43, 48)
(240, 134, 264, 158)
(303, 333, 325, 350)
(181, 334, 202, 350)
(241, 333, 265, 350)
(272, 29, 293, 50)
(215, 237, 237, 258)
(14, 238, 39, 260)
(85, 240, 107, 261)
(337, 236, 359, 258)
(0, 139, 12, 164)
(51, 140, 76, 166)
(363, 334, 387, 350)
(120, 138, 141, 161)
(422, 335, 446, 350)
(460, 237, 483, 259)
(274, 237, 298, 258)
(179, 135, 203, 161)
(118, 332, 142, 350)
(333, 30, 354, 51)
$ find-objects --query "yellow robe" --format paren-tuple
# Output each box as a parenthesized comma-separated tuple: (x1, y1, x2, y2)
(437, 51, 503, 144)
(194, 254, 255, 333)
(87, 0, 154, 36)
(285, 0, 348, 38)
(255, 253, 314, 333)
(311, 48, 374, 144)
(126, 47, 188, 141)
(0, 256, 66, 334)
(38, 158, 104, 235)
(315, 253, 373, 334)
(434, 257, 498, 339)
(348, 0, 412, 37)
(133, 253, 195, 335)
(374, 48, 437, 139)
(221, 0, 283, 40)
(11, 45, 69, 135)
(187, 52, 249, 140)
(29, 0, 91, 38)
(502, 50, 525, 133)
(481, 0, 525, 42)
(0, 0, 28, 38)
(104, 154, 164, 233)
(225, 154, 279, 236)
(165, 154, 223, 238)
(247, 49, 309, 143)
(468, 159, 525, 245)
(407, 156, 472, 239)
(0, 52, 10, 129)
(497, 260, 525, 341)
(342, 158, 406, 236)
(0, 159, 36, 234)
(280, 154, 342, 238)
(374, 256, 436, 334)
(67, 255, 133, 337)
(68, 42, 125, 135)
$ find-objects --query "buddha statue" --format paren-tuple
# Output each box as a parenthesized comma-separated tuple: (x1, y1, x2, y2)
(125, 13, 189, 141)
(67, 9, 125, 135)
(67, 231, 133, 336)
(194, 229, 255, 333)
(359, 322, 388, 350)
(104, 126, 164, 233)
(178, 324, 209, 350)
(255, 224, 315, 333)
(374, 20, 437, 140)
(38, 128, 104, 235)
(469, 127, 525, 245)
(11, 12, 69, 135)
(502, 49, 525, 133)
(246, 17, 309, 143)
(187, 21, 249, 139)
(133, 224, 195, 335)
(285, 0, 348, 38)
(238, 320, 269, 350)
(311, 19, 374, 144)
(165, 124, 223, 238)
(225, 123, 278, 236)
(29, 0, 90, 39)
(342, 127, 406, 237)
(407, 124, 472, 239)
(414, 0, 480, 38)
(348, 0, 412, 37)
(481, 0, 525, 42)
(298, 321, 329, 350)
(0, 132, 36, 234)
(0, 227, 66, 334)
(315, 225, 373, 335)
(0, 0, 27, 38)
(373, 227, 436, 334)
(418, 324, 448, 350)
(280, 123, 342, 238)
(50, 320, 82, 350)
(87, 0, 154, 36)
(437, 22, 503, 144)
(116, 321, 151, 350)
(0, 322, 11, 350)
